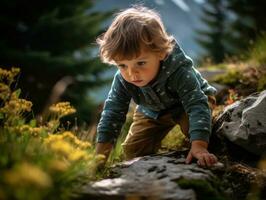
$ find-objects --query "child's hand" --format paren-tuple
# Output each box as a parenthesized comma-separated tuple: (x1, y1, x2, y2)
(95, 142, 113, 164)
(185, 140, 217, 167)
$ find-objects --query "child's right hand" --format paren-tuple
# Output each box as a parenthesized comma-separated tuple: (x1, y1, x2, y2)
(185, 140, 218, 167)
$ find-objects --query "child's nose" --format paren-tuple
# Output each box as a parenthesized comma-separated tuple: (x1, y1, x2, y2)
(128, 67, 138, 76)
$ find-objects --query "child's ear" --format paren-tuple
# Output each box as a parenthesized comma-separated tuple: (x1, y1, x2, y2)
(158, 51, 167, 60)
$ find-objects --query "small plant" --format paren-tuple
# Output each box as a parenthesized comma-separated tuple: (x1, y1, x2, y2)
(0, 67, 104, 200)
(225, 89, 240, 105)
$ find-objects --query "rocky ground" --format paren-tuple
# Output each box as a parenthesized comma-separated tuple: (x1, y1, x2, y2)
(74, 81, 266, 200)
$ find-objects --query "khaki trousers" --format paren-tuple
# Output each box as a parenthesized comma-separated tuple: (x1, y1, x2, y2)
(121, 96, 216, 160)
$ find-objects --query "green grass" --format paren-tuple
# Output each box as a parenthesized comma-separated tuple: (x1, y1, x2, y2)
(160, 125, 186, 152)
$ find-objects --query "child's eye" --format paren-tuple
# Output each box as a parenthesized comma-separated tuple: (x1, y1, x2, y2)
(137, 61, 146, 66)
(117, 64, 126, 69)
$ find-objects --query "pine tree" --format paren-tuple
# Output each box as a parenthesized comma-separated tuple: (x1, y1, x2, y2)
(226, 0, 266, 53)
(0, 0, 111, 124)
(196, 0, 230, 63)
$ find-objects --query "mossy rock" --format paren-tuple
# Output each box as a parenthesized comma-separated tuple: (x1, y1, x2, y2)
(177, 178, 228, 200)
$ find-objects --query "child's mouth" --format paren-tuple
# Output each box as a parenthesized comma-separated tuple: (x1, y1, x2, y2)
(132, 80, 143, 84)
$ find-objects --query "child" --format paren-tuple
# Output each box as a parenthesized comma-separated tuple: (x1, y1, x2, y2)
(95, 6, 218, 167)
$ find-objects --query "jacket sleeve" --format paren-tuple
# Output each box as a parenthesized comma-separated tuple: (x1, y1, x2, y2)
(96, 72, 131, 143)
(172, 66, 212, 142)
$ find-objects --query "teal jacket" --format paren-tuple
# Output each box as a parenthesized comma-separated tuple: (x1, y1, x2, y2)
(96, 42, 216, 143)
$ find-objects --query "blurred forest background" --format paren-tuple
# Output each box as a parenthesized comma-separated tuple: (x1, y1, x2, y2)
(1, 0, 266, 126)
(1, 1, 266, 199)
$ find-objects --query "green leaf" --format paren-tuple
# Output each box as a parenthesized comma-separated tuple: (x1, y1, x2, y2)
(29, 119, 37, 127)
(13, 89, 21, 98)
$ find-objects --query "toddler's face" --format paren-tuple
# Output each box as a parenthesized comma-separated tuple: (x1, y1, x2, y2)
(114, 50, 166, 87)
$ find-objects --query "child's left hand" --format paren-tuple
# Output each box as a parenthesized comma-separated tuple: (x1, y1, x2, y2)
(185, 140, 217, 167)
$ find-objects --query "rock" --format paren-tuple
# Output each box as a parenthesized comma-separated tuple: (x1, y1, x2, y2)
(77, 152, 226, 200)
(74, 91, 266, 200)
(213, 90, 266, 156)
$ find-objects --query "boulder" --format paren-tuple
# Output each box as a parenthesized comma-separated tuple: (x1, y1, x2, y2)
(213, 90, 266, 156)
(75, 90, 266, 200)
(77, 152, 226, 200)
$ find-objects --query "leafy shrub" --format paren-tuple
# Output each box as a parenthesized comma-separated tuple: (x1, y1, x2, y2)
(0, 67, 104, 200)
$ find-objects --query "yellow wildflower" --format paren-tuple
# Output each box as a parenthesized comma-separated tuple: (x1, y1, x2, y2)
(49, 140, 73, 156)
(0, 68, 10, 77)
(4, 162, 52, 188)
(49, 102, 76, 117)
(79, 141, 92, 149)
(61, 131, 91, 149)
(46, 119, 60, 131)
(1, 99, 32, 114)
(0, 83, 10, 100)
(0, 68, 12, 81)
(30, 127, 45, 137)
(44, 134, 64, 144)
(19, 124, 31, 132)
(62, 131, 76, 141)
(0, 67, 20, 78)
(10, 125, 45, 137)
(11, 67, 20, 76)
(48, 160, 69, 172)
(68, 149, 88, 161)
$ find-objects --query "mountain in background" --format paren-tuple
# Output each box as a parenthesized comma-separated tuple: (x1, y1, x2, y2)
(90, 0, 207, 102)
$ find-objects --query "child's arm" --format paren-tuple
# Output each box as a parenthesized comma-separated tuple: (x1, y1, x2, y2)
(96, 72, 131, 162)
(185, 140, 217, 167)
(95, 142, 113, 162)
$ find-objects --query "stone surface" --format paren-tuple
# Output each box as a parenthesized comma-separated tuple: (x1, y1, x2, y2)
(213, 90, 266, 156)
(75, 91, 266, 200)
(78, 152, 225, 200)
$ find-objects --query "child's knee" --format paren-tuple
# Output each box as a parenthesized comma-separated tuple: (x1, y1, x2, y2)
(122, 142, 154, 160)
(122, 143, 138, 160)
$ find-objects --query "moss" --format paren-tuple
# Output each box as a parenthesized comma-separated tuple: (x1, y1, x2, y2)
(213, 69, 242, 87)
(176, 178, 227, 200)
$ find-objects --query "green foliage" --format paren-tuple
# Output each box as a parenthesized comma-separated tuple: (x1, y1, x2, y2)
(161, 125, 185, 151)
(213, 69, 242, 87)
(0, 67, 104, 200)
(177, 178, 227, 200)
(248, 34, 266, 91)
(211, 33, 266, 94)
(249, 34, 266, 65)
(106, 113, 134, 166)
(0, 0, 112, 124)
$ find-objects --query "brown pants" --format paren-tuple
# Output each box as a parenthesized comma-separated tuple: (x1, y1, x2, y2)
(121, 96, 216, 160)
